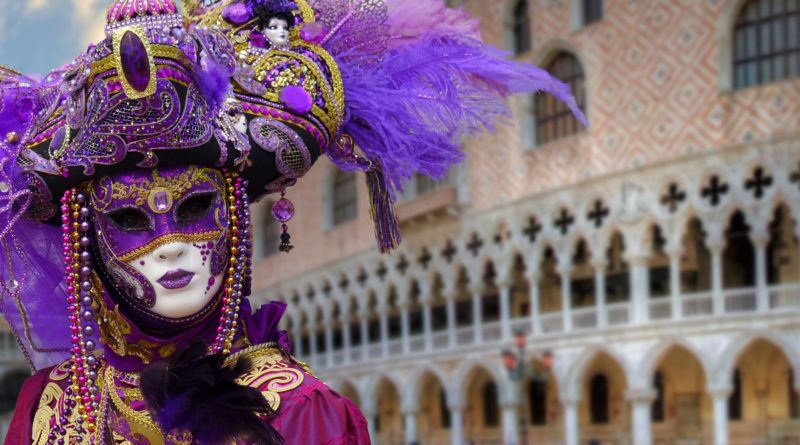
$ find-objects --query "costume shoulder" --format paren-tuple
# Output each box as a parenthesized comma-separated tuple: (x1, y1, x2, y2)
(4, 362, 70, 445)
(234, 345, 371, 445)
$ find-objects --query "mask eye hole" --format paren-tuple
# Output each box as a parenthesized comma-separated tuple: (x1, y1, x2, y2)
(176, 193, 215, 224)
(107, 208, 151, 231)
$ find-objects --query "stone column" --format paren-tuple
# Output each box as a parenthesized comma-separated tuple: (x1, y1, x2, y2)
(400, 303, 411, 355)
(449, 405, 464, 445)
(309, 322, 319, 368)
(752, 234, 769, 312)
(709, 240, 725, 316)
(360, 314, 370, 362)
(628, 390, 655, 445)
(472, 286, 484, 343)
(499, 280, 513, 340)
(710, 387, 731, 445)
(342, 317, 352, 365)
(403, 408, 418, 445)
(423, 300, 433, 351)
(502, 404, 519, 445)
(562, 398, 580, 445)
(667, 248, 682, 320)
(592, 258, 607, 328)
(364, 409, 378, 444)
(325, 323, 334, 368)
(379, 307, 390, 358)
(527, 272, 541, 336)
(628, 255, 650, 324)
(447, 294, 457, 348)
(558, 264, 573, 332)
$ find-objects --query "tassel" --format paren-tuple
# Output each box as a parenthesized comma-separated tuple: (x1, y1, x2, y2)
(365, 163, 401, 254)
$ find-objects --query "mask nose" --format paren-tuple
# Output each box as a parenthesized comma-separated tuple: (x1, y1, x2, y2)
(154, 242, 188, 261)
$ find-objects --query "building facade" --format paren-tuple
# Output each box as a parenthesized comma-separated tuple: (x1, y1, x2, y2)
(248, 1, 800, 445)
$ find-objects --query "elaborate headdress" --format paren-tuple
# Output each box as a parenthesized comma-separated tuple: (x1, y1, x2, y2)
(0, 0, 584, 441)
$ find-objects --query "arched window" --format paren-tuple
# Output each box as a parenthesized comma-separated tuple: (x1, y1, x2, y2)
(534, 52, 586, 145)
(733, 0, 800, 89)
(261, 201, 280, 258)
(729, 368, 743, 420)
(332, 170, 358, 226)
(512, 0, 532, 55)
(723, 211, 755, 289)
(482, 381, 500, 427)
(590, 373, 609, 424)
(582, 0, 604, 25)
(528, 378, 548, 425)
(652, 371, 665, 422)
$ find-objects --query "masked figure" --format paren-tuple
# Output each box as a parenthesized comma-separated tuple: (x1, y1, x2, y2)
(0, 0, 585, 444)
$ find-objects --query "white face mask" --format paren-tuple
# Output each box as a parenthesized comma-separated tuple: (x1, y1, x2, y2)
(263, 17, 290, 49)
(127, 241, 224, 319)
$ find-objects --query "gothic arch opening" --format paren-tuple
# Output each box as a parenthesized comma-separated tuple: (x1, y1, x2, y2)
(729, 339, 799, 443)
(464, 366, 502, 444)
(650, 345, 710, 443)
(375, 377, 403, 445)
(579, 352, 629, 442)
(417, 372, 451, 444)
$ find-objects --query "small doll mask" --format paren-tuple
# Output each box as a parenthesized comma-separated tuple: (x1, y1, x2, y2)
(263, 17, 290, 49)
(89, 166, 229, 328)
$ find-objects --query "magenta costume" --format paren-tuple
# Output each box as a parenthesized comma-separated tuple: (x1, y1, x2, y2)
(0, 0, 584, 444)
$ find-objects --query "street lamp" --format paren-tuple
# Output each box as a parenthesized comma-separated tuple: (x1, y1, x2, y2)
(501, 328, 554, 445)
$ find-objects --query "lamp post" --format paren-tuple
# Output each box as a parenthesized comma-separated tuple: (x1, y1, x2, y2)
(501, 328, 554, 445)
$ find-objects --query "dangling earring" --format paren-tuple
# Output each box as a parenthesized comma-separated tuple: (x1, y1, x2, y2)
(272, 189, 294, 253)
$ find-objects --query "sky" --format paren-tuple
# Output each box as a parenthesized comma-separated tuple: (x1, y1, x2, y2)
(0, 0, 109, 75)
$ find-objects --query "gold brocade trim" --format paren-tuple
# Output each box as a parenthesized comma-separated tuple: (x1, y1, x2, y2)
(92, 274, 178, 364)
(230, 344, 304, 412)
(32, 362, 105, 445)
(106, 366, 166, 443)
(117, 230, 222, 263)
(91, 166, 221, 212)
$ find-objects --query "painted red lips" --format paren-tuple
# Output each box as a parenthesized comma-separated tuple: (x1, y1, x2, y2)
(157, 269, 195, 290)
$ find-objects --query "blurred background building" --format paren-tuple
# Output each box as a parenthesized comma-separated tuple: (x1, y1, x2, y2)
(247, 1, 800, 444)
(0, 0, 798, 444)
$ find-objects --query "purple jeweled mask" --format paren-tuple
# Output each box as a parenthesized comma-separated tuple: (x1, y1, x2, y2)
(88, 165, 229, 332)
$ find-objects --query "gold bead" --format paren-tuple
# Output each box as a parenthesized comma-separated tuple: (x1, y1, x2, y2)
(5, 132, 19, 144)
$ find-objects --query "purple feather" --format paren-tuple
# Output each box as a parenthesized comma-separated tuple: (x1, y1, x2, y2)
(194, 55, 234, 113)
(140, 340, 283, 445)
(336, 33, 588, 196)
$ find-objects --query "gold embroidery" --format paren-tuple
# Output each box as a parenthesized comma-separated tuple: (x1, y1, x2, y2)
(230, 345, 304, 412)
(33, 362, 105, 445)
(106, 367, 165, 443)
(32, 383, 63, 445)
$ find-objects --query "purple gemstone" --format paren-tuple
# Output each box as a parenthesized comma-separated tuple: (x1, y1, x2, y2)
(222, 3, 252, 25)
(272, 198, 295, 223)
(120, 31, 151, 93)
(153, 190, 169, 212)
(301, 22, 327, 44)
(280, 86, 313, 115)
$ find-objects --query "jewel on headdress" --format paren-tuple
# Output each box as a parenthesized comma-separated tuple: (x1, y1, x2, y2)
(279, 86, 313, 115)
(113, 26, 157, 99)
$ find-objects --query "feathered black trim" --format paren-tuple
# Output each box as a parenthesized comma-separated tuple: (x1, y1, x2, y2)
(140, 340, 284, 445)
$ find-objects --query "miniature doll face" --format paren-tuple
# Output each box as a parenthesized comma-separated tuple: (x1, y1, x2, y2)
(263, 17, 290, 49)
(90, 166, 228, 320)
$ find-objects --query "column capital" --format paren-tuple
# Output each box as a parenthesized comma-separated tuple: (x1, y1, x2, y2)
(708, 386, 733, 399)
(559, 396, 581, 406)
(626, 389, 657, 403)
(749, 231, 770, 247)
